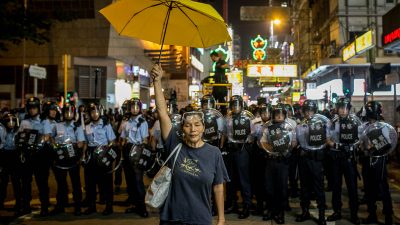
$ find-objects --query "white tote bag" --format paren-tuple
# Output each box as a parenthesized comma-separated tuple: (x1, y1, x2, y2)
(145, 143, 182, 208)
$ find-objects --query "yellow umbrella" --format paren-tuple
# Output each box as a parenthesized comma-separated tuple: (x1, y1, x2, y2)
(100, 0, 231, 57)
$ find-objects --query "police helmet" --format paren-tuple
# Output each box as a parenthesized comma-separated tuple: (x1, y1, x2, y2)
(301, 100, 318, 113)
(121, 100, 130, 116)
(365, 101, 382, 120)
(42, 101, 59, 119)
(272, 103, 287, 122)
(89, 103, 102, 120)
(201, 94, 216, 110)
(336, 97, 352, 110)
(63, 102, 76, 121)
(129, 98, 142, 115)
(229, 95, 243, 112)
(2, 113, 18, 129)
(26, 97, 41, 114)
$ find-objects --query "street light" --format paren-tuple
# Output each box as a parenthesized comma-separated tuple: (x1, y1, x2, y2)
(270, 19, 281, 47)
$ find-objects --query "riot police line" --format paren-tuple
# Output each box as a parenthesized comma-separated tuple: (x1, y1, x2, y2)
(0, 95, 397, 225)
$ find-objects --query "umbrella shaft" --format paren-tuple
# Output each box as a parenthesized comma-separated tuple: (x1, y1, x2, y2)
(159, 3, 173, 63)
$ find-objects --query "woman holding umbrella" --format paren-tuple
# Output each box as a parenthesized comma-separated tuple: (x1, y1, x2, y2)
(151, 64, 229, 225)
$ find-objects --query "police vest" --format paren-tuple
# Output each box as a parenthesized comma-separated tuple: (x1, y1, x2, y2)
(366, 128, 391, 156)
(204, 112, 219, 141)
(232, 115, 251, 141)
(268, 123, 290, 154)
(308, 121, 326, 146)
(339, 118, 358, 144)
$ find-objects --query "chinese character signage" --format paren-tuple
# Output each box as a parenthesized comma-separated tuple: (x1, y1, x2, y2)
(355, 30, 373, 54)
(251, 35, 268, 61)
(247, 64, 297, 77)
(342, 42, 356, 62)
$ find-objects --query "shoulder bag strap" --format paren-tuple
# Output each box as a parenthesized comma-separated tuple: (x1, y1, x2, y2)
(161, 143, 182, 167)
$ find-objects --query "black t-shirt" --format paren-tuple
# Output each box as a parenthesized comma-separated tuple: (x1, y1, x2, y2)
(160, 128, 229, 225)
(214, 58, 227, 83)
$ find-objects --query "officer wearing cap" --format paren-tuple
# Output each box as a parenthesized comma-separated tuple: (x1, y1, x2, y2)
(83, 103, 116, 216)
(359, 101, 394, 225)
(295, 100, 328, 225)
(120, 98, 149, 217)
(50, 103, 85, 216)
(260, 103, 296, 224)
(0, 113, 19, 211)
(326, 97, 361, 224)
(17, 97, 51, 216)
(221, 95, 255, 219)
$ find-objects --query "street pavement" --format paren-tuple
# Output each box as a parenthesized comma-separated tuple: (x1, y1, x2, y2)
(1, 164, 400, 225)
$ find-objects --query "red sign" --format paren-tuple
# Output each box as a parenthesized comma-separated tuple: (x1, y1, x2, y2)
(384, 27, 400, 45)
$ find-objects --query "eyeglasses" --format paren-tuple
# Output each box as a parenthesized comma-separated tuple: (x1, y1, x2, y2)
(182, 111, 204, 123)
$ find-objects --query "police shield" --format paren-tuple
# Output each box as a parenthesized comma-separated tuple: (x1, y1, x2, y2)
(229, 110, 255, 143)
(332, 114, 362, 146)
(203, 109, 223, 142)
(304, 114, 329, 150)
(363, 122, 397, 157)
(53, 138, 80, 170)
(170, 114, 182, 137)
(16, 129, 44, 162)
(92, 145, 118, 174)
(262, 121, 294, 157)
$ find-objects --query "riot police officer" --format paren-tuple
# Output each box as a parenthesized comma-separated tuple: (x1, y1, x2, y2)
(0, 113, 20, 211)
(222, 95, 255, 219)
(83, 103, 116, 215)
(17, 97, 50, 216)
(326, 97, 361, 224)
(50, 103, 85, 216)
(360, 101, 396, 225)
(260, 103, 296, 224)
(295, 100, 328, 225)
(121, 98, 149, 217)
(200, 95, 224, 147)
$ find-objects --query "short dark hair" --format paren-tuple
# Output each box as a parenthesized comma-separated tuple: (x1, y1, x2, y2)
(210, 51, 219, 57)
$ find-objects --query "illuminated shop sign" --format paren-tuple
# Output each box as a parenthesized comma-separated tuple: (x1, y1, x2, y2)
(247, 64, 297, 77)
(342, 42, 356, 62)
(355, 30, 373, 53)
(384, 27, 400, 45)
(250, 35, 268, 61)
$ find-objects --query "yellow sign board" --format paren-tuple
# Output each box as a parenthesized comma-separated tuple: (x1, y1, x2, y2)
(342, 42, 356, 61)
(259, 77, 290, 83)
(247, 64, 297, 77)
(356, 30, 373, 53)
(292, 92, 301, 102)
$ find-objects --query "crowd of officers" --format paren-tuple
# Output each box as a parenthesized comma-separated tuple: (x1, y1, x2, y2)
(0, 94, 397, 225)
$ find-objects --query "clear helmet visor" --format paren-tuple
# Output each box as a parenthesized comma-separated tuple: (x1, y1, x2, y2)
(230, 101, 242, 113)
(7, 118, 15, 128)
(64, 108, 75, 120)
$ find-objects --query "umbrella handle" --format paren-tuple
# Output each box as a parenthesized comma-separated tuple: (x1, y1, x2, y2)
(158, 3, 173, 63)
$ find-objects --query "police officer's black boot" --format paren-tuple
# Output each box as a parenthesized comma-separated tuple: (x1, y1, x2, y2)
(49, 205, 65, 216)
(262, 210, 273, 221)
(362, 213, 378, 224)
(74, 203, 81, 216)
(83, 204, 96, 215)
(137, 203, 149, 218)
(327, 211, 341, 221)
(224, 202, 238, 214)
(39, 206, 49, 217)
(318, 210, 326, 225)
(385, 215, 393, 225)
(273, 211, 285, 224)
(295, 208, 311, 222)
(350, 213, 360, 225)
(102, 204, 113, 216)
(238, 204, 250, 219)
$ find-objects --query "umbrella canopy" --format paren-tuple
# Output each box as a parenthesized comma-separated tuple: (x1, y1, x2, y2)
(99, 0, 231, 49)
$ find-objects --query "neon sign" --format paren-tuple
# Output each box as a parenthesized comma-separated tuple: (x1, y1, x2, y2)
(251, 35, 268, 61)
(384, 27, 400, 45)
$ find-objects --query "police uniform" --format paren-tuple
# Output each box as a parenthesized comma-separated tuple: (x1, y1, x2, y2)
(17, 116, 50, 214)
(52, 121, 85, 214)
(360, 121, 394, 223)
(120, 114, 149, 216)
(327, 115, 362, 222)
(223, 112, 255, 218)
(84, 119, 116, 214)
(295, 117, 328, 224)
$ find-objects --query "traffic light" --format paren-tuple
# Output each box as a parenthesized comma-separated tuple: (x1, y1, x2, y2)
(332, 93, 338, 103)
(368, 63, 391, 92)
(323, 90, 328, 103)
(342, 71, 353, 98)
(66, 92, 74, 103)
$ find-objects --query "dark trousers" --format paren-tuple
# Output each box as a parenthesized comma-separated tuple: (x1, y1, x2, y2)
(264, 158, 289, 214)
(251, 147, 266, 210)
(123, 161, 145, 207)
(0, 151, 21, 208)
(32, 149, 52, 209)
(362, 157, 393, 216)
(288, 152, 300, 193)
(330, 153, 358, 214)
(225, 143, 252, 206)
(85, 147, 113, 208)
(160, 221, 200, 225)
(53, 166, 82, 208)
(298, 155, 326, 211)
